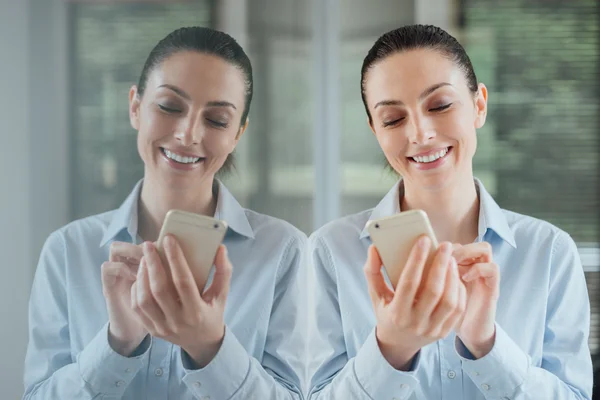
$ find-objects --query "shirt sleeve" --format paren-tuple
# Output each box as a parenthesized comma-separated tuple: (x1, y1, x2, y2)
(23, 231, 151, 400)
(307, 235, 421, 400)
(456, 231, 593, 400)
(180, 235, 306, 400)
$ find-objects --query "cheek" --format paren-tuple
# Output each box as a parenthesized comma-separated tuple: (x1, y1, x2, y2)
(377, 129, 407, 157)
(136, 114, 168, 160)
(202, 131, 236, 157)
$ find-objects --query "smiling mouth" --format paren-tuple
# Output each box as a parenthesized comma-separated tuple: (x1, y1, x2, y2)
(409, 147, 452, 163)
(160, 147, 205, 164)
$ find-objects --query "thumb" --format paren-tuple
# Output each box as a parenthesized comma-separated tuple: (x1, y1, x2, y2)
(364, 245, 393, 306)
(203, 245, 233, 303)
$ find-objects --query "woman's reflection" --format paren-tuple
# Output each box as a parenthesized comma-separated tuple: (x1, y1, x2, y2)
(24, 26, 306, 400)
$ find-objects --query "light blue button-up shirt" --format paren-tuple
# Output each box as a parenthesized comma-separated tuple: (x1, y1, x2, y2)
(307, 178, 592, 399)
(24, 180, 307, 400)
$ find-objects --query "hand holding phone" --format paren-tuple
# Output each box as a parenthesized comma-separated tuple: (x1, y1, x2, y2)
(363, 210, 466, 371)
(156, 210, 228, 291)
(366, 210, 438, 288)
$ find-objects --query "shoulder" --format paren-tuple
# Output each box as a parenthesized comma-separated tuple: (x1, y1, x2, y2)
(50, 210, 116, 249)
(502, 208, 574, 252)
(501, 208, 583, 282)
(34, 210, 116, 282)
(244, 208, 307, 250)
(309, 208, 372, 251)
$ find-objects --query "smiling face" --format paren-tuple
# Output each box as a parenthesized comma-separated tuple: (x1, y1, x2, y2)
(364, 48, 487, 192)
(129, 51, 248, 192)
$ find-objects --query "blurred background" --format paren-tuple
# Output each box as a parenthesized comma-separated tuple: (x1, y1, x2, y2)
(1, 0, 598, 398)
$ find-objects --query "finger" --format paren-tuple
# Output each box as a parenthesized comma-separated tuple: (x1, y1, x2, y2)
(430, 257, 461, 338)
(455, 275, 468, 329)
(109, 241, 144, 263)
(203, 245, 233, 303)
(164, 235, 202, 308)
(364, 245, 394, 306)
(130, 279, 155, 334)
(413, 242, 453, 331)
(135, 257, 165, 332)
(101, 261, 137, 288)
(453, 242, 492, 264)
(392, 235, 431, 310)
(462, 262, 500, 290)
(143, 242, 179, 323)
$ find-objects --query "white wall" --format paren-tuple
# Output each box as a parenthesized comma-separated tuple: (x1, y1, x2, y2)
(0, 0, 32, 397)
(0, 0, 69, 397)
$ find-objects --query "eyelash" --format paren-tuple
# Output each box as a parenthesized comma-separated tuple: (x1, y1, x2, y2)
(158, 104, 181, 113)
(430, 103, 452, 112)
(382, 103, 453, 127)
(207, 119, 228, 129)
(158, 105, 228, 128)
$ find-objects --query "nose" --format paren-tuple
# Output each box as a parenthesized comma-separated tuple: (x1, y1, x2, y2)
(407, 115, 436, 144)
(174, 115, 201, 147)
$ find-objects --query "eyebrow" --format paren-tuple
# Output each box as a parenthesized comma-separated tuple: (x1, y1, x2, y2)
(373, 82, 453, 109)
(158, 84, 191, 100)
(157, 84, 237, 110)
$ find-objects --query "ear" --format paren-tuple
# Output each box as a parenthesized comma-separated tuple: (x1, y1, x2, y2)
(235, 118, 249, 141)
(474, 83, 488, 129)
(129, 85, 141, 131)
(368, 117, 376, 136)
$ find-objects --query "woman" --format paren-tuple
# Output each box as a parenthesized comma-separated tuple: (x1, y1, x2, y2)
(24, 27, 306, 399)
(307, 25, 592, 399)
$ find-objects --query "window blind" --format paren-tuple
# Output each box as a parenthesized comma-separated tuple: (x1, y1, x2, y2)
(69, 1, 214, 220)
(461, 0, 599, 356)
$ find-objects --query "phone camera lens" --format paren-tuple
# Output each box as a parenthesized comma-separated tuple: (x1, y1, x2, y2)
(375, 224, 380, 229)
(213, 223, 219, 229)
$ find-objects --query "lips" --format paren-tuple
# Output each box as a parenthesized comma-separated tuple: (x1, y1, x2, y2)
(160, 147, 204, 164)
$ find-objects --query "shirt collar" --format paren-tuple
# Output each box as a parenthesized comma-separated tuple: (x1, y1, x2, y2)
(100, 179, 254, 248)
(359, 178, 516, 248)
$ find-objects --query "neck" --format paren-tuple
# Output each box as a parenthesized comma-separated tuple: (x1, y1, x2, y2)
(401, 176, 480, 245)
(137, 175, 217, 242)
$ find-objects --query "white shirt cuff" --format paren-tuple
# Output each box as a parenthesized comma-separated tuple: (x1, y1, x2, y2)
(456, 323, 530, 398)
(181, 325, 250, 399)
(77, 322, 151, 396)
(353, 328, 420, 400)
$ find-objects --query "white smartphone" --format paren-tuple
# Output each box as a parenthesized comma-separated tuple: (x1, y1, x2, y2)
(366, 209, 439, 289)
(156, 210, 228, 291)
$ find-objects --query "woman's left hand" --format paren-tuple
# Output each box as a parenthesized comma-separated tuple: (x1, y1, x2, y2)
(452, 242, 500, 359)
(131, 236, 232, 368)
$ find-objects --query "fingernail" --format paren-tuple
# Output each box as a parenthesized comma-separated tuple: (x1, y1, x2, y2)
(418, 236, 429, 248)
(143, 241, 152, 251)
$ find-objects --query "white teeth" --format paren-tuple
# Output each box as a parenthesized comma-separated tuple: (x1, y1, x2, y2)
(412, 147, 449, 163)
(163, 149, 200, 164)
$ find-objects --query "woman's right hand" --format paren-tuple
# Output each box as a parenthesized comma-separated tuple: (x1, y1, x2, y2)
(364, 236, 466, 371)
(101, 241, 148, 356)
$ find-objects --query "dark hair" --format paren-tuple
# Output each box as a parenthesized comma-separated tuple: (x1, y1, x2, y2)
(137, 26, 253, 176)
(360, 24, 478, 124)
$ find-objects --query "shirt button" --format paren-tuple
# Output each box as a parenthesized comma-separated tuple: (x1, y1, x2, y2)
(193, 381, 201, 388)
(115, 380, 125, 387)
(400, 383, 408, 389)
(200, 396, 210, 400)
(447, 370, 456, 379)
(482, 384, 491, 391)
(125, 368, 132, 373)
(474, 371, 480, 376)
(154, 368, 163, 376)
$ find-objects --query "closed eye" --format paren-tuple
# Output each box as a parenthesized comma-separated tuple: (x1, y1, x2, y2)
(158, 104, 181, 114)
(430, 103, 452, 112)
(382, 117, 405, 128)
(207, 119, 228, 128)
